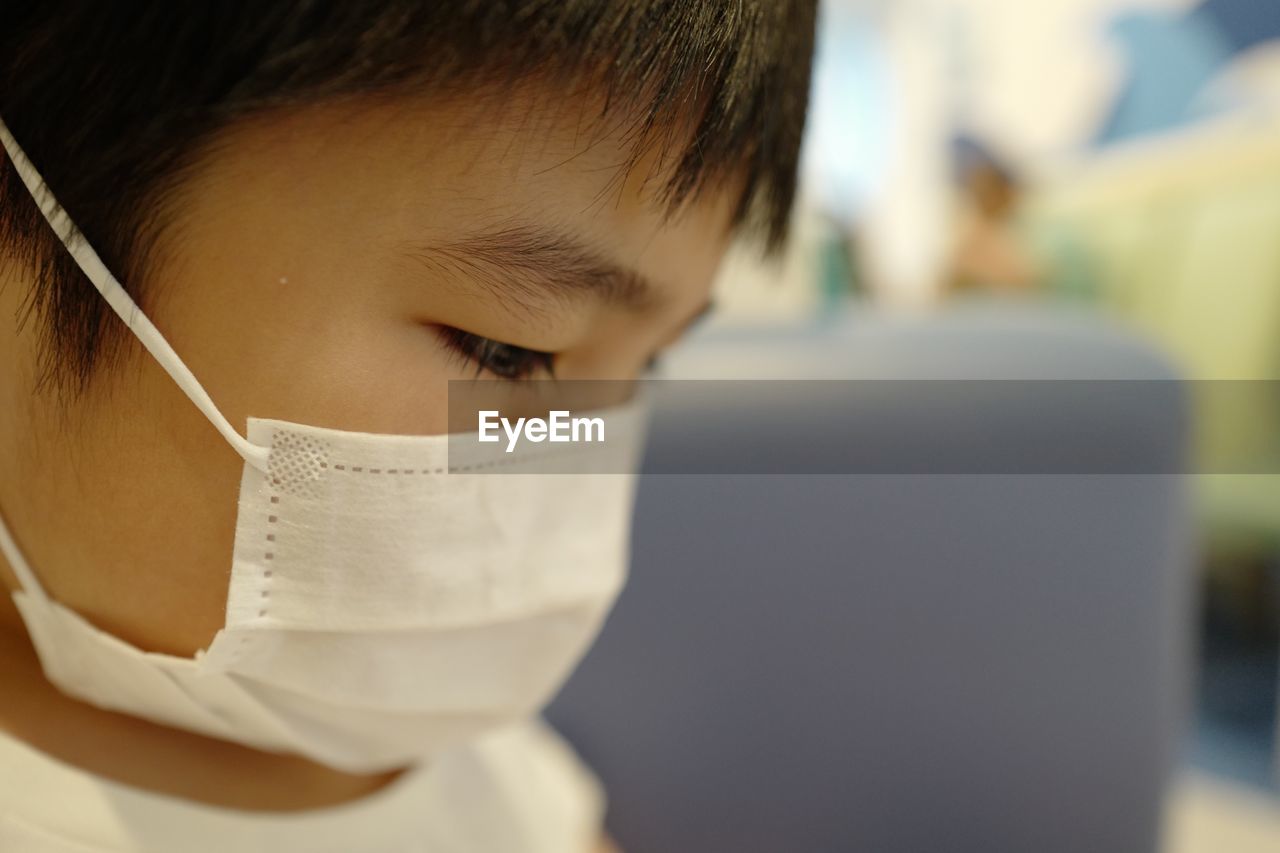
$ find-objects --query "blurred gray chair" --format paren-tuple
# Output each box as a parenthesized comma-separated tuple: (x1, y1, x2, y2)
(546, 305, 1196, 853)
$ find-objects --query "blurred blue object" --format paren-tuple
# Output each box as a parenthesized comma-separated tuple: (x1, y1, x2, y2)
(547, 306, 1196, 853)
(1201, 0, 1280, 53)
(1096, 7, 1233, 144)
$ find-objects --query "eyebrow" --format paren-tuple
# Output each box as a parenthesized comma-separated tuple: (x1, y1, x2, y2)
(402, 222, 660, 325)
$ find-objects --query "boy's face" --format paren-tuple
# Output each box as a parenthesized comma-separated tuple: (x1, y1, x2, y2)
(0, 90, 734, 656)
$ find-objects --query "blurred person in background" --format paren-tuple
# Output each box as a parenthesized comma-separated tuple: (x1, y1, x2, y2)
(944, 136, 1042, 297)
(0, 3, 816, 851)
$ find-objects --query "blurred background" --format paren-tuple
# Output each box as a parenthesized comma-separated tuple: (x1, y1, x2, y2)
(715, 0, 1280, 848)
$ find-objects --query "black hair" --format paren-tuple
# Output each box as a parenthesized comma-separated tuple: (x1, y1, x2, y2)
(0, 0, 817, 395)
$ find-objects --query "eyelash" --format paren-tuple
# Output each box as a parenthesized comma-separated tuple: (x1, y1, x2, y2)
(436, 327, 556, 381)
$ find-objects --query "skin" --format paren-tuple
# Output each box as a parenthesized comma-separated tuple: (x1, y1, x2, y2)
(0, 84, 734, 832)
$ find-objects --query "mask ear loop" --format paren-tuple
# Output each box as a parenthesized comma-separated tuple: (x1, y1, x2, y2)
(0, 118, 269, 473)
(0, 508, 46, 601)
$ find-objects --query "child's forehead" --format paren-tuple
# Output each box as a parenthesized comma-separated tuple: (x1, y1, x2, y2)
(175, 90, 735, 320)
(218, 85, 717, 206)
(191, 88, 737, 253)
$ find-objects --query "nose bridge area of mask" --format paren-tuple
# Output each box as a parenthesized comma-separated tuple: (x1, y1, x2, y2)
(0, 118, 270, 473)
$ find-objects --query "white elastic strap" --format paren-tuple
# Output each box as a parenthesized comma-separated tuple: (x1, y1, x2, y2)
(0, 508, 45, 600)
(0, 118, 269, 472)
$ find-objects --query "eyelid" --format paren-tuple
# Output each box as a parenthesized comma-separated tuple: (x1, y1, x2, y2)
(434, 325, 556, 381)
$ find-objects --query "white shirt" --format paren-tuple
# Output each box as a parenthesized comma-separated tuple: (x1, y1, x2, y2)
(0, 718, 604, 853)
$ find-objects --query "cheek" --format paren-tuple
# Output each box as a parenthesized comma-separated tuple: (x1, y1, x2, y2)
(38, 269, 460, 658)
(36, 298, 459, 656)
(4, 357, 247, 656)
(155, 249, 459, 438)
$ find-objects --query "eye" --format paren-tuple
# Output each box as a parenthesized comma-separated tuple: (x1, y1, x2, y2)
(436, 327, 556, 381)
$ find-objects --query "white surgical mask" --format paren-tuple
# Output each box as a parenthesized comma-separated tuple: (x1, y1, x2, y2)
(0, 119, 645, 774)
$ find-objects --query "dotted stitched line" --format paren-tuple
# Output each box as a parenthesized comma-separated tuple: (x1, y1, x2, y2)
(260, 480, 279, 621)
